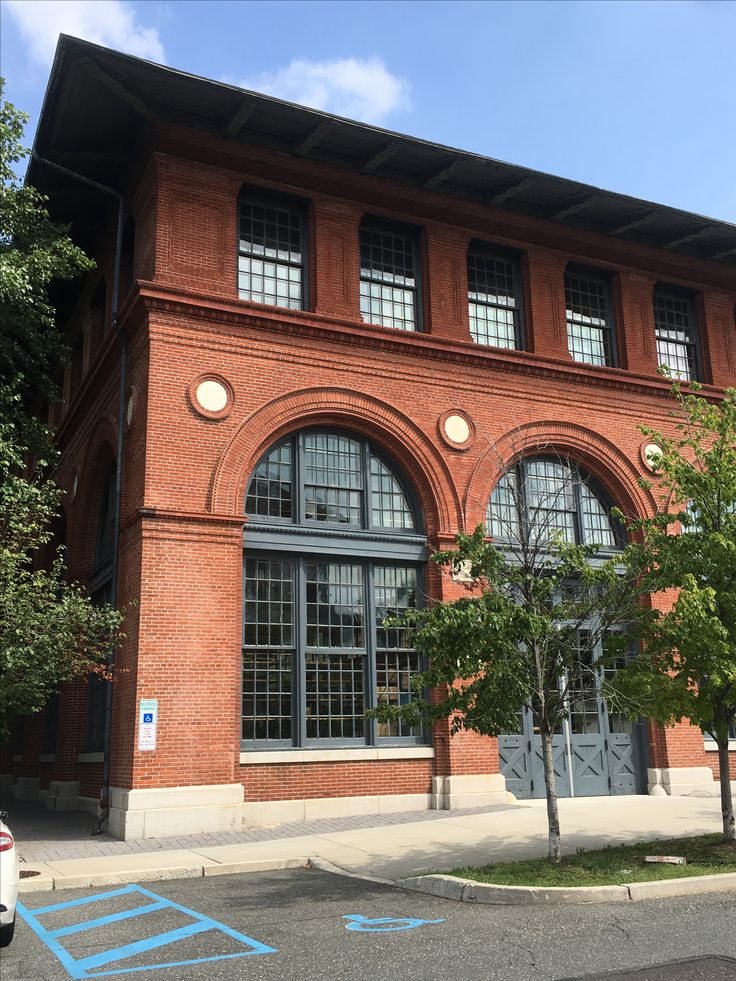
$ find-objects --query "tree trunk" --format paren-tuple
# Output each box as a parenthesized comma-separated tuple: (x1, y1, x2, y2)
(717, 736, 736, 841)
(541, 728, 561, 863)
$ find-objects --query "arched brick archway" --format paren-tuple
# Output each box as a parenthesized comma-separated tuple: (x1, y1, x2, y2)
(71, 416, 118, 582)
(465, 420, 657, 531)
(210, 387, 463, 537)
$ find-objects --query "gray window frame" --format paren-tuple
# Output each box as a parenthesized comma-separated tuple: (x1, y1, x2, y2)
(564, 267, 617, 368)
(359, 218, 423, 332)
(243, 430, 428, 751)
(653, 287, 700, 382)
(237, 188, 309, 312)
(467, 244, 525, 350)
(487, 456, 626, 554)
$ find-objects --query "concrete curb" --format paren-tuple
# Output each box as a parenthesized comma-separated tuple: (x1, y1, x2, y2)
(18, 856, 310, 893)
(398, 871, 736, 905)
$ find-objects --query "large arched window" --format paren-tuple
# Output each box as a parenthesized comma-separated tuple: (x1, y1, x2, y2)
(243, 430, 427, 749)
(486, 457, 624, 551)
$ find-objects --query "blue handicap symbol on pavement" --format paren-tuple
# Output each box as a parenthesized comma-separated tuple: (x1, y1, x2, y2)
(17, 884, 277, 978)
(343, 914, 445, 933)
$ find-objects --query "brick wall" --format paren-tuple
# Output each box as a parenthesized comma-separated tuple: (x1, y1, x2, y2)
(7, 126, 735, 805)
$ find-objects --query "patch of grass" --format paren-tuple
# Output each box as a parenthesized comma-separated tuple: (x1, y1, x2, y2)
(449, 835, 736, 887)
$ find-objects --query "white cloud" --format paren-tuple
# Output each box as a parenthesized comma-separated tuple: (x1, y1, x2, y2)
(5, 0, 165, 67)
(239, 57, 410, 125)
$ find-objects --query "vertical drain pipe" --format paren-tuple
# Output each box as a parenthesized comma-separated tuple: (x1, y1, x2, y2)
(31, 150, 126, 833)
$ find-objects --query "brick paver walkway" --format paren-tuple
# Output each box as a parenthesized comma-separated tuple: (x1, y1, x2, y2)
(7, 798, 516, 863)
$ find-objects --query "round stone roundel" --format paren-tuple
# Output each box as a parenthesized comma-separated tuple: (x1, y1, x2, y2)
(195, 379, 228, 414)
(444, 414, 471, 445)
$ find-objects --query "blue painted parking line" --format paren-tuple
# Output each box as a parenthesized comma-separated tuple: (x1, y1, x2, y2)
(17, 884, 277, 978)
(343, 914, 445, 932)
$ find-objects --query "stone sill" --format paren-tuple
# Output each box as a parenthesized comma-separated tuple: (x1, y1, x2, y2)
(37, 754, 56, 763)
(78, 752, 105, 763)
(704, 741, 736, 752)
(240, 747, 435, 765)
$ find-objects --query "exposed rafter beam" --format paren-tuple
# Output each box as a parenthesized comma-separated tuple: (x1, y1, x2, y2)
(81, 57, 159, 122)
(709, 245, 736, 260)
(360, 140, 401, 173)
(422, 156, 466, 190)
(606, 212, 657, 236)
(659, 227, 711, 249)
(293, 120, 334, 157)
(547, 194, 597, 221)
(223, 99, 256, 138)
(487, 176, 533, 205)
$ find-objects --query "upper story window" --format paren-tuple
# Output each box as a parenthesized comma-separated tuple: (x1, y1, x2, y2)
(653, 288, 699, 381)
(565, 270, 615, 367)
(359, 221, 420, 332)
(486, 457, 623, 552)
(467, 247, 523, 350)
(238, 191, 306, 311)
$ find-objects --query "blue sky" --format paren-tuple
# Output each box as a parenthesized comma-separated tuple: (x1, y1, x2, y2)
(2, 0, 735, 221)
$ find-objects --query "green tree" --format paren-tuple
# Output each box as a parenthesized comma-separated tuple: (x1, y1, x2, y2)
(0, 391, 122, 741)
(372, 458, 639, 863)
(615, 383, 736, 840)
(0, 87, 121, 741)
(1, 81, 93, 405)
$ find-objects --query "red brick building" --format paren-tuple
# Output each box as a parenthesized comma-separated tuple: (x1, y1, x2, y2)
(3, 37, 735, 838)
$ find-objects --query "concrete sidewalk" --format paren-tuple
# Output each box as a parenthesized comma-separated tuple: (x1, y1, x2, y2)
(10, 794, 728, 892)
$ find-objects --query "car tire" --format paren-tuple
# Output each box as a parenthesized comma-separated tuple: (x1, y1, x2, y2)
(0, 913, 16, 947)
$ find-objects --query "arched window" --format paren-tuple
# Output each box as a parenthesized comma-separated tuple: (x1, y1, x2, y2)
(486, 457, 624, 551)
(243, 430, 426, 748)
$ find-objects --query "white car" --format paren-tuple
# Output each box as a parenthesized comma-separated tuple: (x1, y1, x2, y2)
(0, 810, 19, 947)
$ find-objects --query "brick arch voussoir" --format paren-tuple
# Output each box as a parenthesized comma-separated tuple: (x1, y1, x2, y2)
(210, 387, 461, 537)
(465, 420, 656, 531)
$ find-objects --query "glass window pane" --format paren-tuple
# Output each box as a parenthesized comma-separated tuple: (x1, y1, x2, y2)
(654, 292, 697, 380)
(238, 199, 303, 310)
(565, 273, 612, 366)
(468, 252, 519, 349)
(245, 440, 293, 519)
(360, 227, 418, 331)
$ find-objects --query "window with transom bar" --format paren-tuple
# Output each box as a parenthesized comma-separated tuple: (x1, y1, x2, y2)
(243, 430, 427, 748)
(565, 270, 616, 367)
(486, 457, 624, 552)
(653, 288, 700, 381)
(238, 191, 306, 311)
(467, 247, 524, 350)
(359, 222, 421, 332)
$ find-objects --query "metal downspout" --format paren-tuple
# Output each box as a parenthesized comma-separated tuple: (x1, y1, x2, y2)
(31, 150, 126, 833)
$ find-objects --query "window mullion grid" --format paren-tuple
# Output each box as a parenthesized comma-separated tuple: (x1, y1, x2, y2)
(361, 440, 372, 531)
(571, 463, 585, 546)
(295, 434, 304, 526)
(365, 561, 377, 747)
(296, 556, 307, 748)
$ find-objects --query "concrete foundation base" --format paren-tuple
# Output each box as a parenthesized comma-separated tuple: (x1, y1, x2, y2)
(242, 792, 432, 828)
(648, 766, 716, 796)
(108, 783, 246, 840)
(12, 776, 40, 801)
(432, 774, 508, 810)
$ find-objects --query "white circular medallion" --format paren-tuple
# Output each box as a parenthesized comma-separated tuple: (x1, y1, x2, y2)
(444, 414, 471, 445)
(195, 380, 228, 414)
(643, 442, 663, 470)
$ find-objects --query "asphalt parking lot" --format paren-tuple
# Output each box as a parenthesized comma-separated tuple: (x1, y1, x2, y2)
(2, 868, 736, 980)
